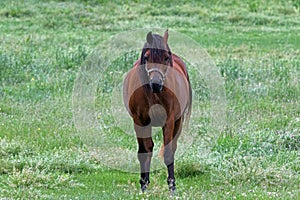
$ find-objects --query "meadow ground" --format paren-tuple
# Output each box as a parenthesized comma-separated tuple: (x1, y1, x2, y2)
(0, 0, 299, 199)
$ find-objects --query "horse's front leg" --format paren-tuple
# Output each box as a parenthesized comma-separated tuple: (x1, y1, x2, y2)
(163, 116, 182, 193)
(134, 124, 153, 192)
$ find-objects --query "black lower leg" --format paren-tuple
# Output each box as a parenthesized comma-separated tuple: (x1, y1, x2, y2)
(140, 172, 150, 192)
(137, 137, 154, 192)
(138, 159, 151, 192)
(167, 163, 176, 191)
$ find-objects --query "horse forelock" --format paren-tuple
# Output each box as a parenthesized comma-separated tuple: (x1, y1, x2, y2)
(141, 33, 172, 66)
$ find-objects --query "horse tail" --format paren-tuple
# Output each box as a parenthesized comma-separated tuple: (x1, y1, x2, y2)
(184, 74, 192, 127)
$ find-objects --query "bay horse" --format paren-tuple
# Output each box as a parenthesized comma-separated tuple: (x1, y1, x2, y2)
(123, 30, 192, 193)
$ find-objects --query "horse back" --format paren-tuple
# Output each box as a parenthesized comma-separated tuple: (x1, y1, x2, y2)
(172, 54, 189, 81)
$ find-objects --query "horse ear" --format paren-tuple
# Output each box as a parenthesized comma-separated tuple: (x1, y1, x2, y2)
(146, 31, 153, 44)
(163, 29, 169, 44)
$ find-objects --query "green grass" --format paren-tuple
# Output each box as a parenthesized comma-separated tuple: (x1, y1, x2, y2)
(0, 0, 299, 199)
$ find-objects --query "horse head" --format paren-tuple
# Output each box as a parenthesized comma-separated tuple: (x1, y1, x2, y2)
(140, 30, 173, 93)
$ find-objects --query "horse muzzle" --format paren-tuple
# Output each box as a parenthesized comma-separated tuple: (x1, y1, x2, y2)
(150, 77, 163, 93)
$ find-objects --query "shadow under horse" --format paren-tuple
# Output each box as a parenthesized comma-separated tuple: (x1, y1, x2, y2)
(123, 30, 192, 194)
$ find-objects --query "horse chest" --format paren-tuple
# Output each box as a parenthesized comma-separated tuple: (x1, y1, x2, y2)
(148, 103, 167, 127)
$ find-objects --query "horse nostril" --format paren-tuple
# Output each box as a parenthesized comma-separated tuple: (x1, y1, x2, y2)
(150, 80, 163, 93)
(151, 83, 162, 93)
(150, 76, 163, 93)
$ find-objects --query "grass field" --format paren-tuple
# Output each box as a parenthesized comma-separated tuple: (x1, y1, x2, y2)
(0, 0, 299, 199)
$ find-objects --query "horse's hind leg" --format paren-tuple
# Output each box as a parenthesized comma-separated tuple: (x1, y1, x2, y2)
(135, 124, 153, 192)
(163, 117, 182, 193)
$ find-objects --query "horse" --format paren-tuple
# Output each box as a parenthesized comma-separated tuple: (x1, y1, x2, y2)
(123, 30, 192, 193)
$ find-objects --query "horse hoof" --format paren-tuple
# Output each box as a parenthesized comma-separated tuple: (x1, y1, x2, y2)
(140, 178, 149, 193)
(167, 178, 176, 193)
(141, 185, 148, 193)
(169, 189, 176, 196)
